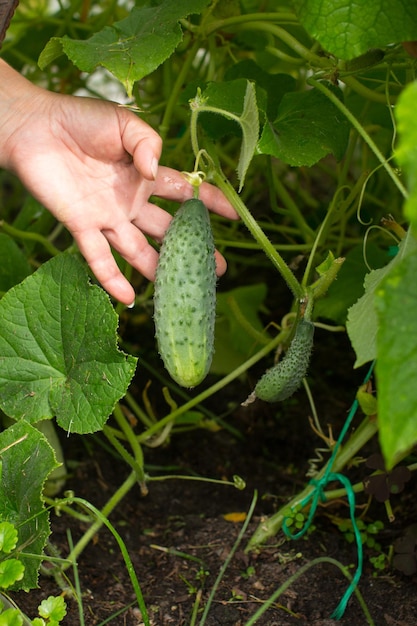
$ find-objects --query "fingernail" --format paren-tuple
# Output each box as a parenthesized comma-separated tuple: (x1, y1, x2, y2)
(127, 300, 135, 309)
(151, 157, 158, 180)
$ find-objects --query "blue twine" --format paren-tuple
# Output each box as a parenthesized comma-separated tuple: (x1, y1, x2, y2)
(282, 362, 375, 620)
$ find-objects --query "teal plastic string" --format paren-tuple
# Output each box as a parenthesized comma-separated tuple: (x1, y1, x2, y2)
(282, 361, 375, 619)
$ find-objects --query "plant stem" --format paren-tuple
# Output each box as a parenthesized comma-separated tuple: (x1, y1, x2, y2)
(112, 404, 148, 493)
(137, 327, 288, 443)
(343, 74, 399, 105)
(147, 474, 240, 488)
(271, 170, 315, 241)
(205, 12, 298, 36)
(159, 39, 200, 140)
(62, 470, 138, 569)
(125, 391, 157, 428)
(206, 15, 326, 69)
(301, 183, 351, 288)
(246, 416, 378, 550)
(67, 496, 150, 626)
(0, 220, 60, 256)
(211, 171, 303, 299)
(102, 426, 148, 493)
(244, 556, 375, 626)
(242, 22, 328, 67)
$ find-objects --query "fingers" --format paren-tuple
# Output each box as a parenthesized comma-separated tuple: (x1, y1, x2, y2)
(118, 112, 237, 217)
(214, 250, 227, 276)
(75, 230, 136, 305)
(153, 167, 239, 220)
(107, 219, 228, 279)
(116, 107, 236, 222)
(199, 181, 239, 221)
(75, 215, 229, 304)
(103, 221, 160, 283)
(119, 110, 162, 181)
(131, 201, 172, 242)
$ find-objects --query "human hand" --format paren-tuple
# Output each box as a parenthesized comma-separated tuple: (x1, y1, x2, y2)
(0, 61, 237, 305)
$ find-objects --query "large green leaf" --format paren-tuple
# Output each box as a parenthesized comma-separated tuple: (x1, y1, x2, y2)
(346, 233, 417, 367)
(0, 421, 57, 590)
(375, 248, 417, 468)
(395, 80, 417, 231)
(374, 80, 417, 468)
(257, 85, 349, 166)
(293, 0, 417, 59)
(348, 76, 417, 367)
(39, 0, 209, 96)
(0, 253, 137, 434)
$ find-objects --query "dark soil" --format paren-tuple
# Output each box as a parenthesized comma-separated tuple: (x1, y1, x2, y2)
(10, 332, 417, 626)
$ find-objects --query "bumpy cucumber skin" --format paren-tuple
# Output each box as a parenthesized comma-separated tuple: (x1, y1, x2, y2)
(255, 319, 314, 402)
(154, 198, 216, 388)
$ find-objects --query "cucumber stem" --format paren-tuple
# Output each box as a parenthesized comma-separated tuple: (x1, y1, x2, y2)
(113, 404, 147, 491)
(189, 105, 303, 298)
(62, 470, 138, 570)
(159, 39, 201, 140)
(212, 170, 304, 299)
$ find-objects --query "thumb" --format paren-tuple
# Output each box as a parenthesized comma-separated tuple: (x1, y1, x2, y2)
(120, 109, 162, 180)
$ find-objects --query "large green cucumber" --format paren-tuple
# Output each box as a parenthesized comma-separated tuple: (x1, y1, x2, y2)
(254, 318, 315, 402)
(154, 198, 216, 388)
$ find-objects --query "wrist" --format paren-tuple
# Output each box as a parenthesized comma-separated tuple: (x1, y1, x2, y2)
(0, 59, 46, 171)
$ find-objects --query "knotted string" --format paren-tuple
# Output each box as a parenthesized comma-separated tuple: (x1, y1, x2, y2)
(282, 361, 375, 619)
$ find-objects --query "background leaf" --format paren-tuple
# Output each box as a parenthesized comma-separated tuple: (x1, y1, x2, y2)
(237, 82, 259, 190)
(195, 80, 259, 190)
(39, 0, 210, 96)
(196, 80, 254, 138)
(0, 522, 18, 554)
(375, 247, 417, 468)
(257, 84, 349, 166)
(225, 60, 296, 120)
(0, 421, 57, 590)
(0, 559, 25, 589)
(0, 234, 31, 293)
(314, 244, 388, 324)
(293, 0, 417, 59)
(0, 607, 24, 626)
(395, 80, 417, 230)
(212, 284, 268, 375)
(0, 253, 137, 434)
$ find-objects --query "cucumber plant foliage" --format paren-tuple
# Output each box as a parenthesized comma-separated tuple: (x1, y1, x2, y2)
(1, 0, 417, 611)
(0, 252, 136, 435)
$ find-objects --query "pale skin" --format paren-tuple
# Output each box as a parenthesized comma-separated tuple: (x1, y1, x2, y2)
(0, 59, 238, 305)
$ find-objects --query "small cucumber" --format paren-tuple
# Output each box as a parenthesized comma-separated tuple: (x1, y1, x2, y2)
(341, 48, 385, 72)
(254, 319, 315, 403)
(154, 198, 216, 388)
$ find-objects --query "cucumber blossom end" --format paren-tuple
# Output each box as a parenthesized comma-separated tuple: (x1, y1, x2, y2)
(253, 319, 315, 403)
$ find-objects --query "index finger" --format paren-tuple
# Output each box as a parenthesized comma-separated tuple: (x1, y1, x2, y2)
(153, 166, 238, 221)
